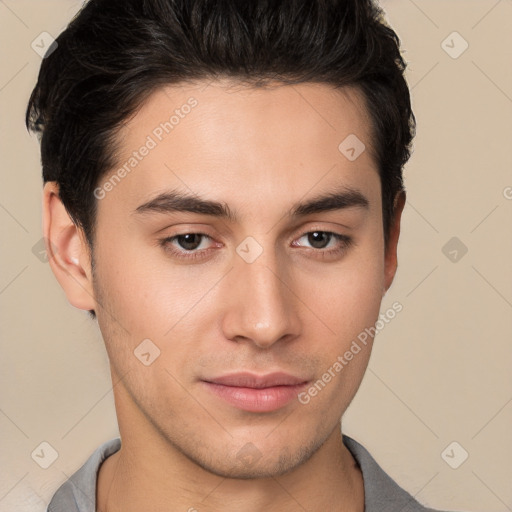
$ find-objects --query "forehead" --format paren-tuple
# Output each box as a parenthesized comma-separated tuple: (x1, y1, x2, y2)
(120, 79, 375, 159)
(100, 79, 379, 219)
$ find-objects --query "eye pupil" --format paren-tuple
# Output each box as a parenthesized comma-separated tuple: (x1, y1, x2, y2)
(308, 231, 330, 249)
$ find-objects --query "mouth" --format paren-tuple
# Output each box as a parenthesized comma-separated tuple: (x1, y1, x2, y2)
(201, 372, 310, 413)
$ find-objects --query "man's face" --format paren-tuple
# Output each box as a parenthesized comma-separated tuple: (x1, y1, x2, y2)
(91, 80, 392, 478)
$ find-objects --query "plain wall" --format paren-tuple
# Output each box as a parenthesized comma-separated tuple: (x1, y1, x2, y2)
(0, 1, 511, 511)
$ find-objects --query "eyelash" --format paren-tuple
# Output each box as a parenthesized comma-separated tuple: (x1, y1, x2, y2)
(158, 230, 353, 261)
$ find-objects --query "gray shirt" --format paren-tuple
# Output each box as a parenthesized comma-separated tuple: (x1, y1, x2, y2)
(47, 435, 454, 512)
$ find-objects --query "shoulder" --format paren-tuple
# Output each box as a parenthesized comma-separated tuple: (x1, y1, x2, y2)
(47, 438, 121, 512)
(342, 435, 458, 512)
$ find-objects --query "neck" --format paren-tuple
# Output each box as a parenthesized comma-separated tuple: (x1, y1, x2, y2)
(97, 383, 364, 512)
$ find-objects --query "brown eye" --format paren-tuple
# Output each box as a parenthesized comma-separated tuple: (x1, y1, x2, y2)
(292, 231, 353, 259)
(307, 231, 333, 249)
(159, 232, 216, 261)
(174, 233, 204, 251)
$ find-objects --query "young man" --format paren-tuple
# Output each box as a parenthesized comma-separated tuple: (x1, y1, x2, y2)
(27, 1, 457, 511)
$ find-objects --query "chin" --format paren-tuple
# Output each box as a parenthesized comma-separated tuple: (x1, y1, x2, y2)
(186, 438, 320, 480)
(197, 458, 296, 480)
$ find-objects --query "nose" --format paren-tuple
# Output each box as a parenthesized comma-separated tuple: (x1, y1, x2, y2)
(221, 245, 301, 349)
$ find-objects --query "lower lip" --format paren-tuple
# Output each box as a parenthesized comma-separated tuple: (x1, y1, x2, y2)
(202, 382, 308, 412)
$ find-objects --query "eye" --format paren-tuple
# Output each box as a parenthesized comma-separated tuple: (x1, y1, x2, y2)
(292, 231, 353, 258)
(159, 230, 353, 262)
(159, 233, 216, 260)
(169, 233, 210, 251)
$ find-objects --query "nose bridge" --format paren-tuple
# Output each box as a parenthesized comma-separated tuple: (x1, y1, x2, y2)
(222, 239, 300, 347)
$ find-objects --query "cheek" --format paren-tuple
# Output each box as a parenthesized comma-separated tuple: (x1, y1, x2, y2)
(329, 264, 384, 336)
(303, 241, 385, 344)
(295, 257, 384, 417)
(93, 232, 218, 337)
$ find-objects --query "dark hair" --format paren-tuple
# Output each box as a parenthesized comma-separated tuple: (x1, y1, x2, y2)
(26, 0, 415, 260)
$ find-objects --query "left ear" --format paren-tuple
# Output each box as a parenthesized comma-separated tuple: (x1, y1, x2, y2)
(383, 190, 406, 295)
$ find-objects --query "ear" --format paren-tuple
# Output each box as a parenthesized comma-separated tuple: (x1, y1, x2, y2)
(383, 190, 406, 295)
(42, 182, 96, 311)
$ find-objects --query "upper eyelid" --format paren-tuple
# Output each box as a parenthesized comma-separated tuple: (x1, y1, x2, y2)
(162, 221, 351, 238)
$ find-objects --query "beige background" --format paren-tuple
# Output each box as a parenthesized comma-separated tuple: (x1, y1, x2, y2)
(1, 1, 511, 511)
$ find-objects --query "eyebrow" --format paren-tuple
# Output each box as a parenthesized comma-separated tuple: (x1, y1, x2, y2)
(133, 186, 369, 221)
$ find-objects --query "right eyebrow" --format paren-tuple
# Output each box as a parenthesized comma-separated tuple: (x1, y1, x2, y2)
(133, 190, 238, 221)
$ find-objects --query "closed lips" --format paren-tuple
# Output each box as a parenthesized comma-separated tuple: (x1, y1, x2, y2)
(203, 372, 309, 388)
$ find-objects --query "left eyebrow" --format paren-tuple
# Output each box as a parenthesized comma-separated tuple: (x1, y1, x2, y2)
(132, 186, 369, 221)
(290, 188, 369, 217)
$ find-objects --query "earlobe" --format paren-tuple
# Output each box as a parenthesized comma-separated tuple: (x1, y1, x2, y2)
(42, 182, 96, 311)
(383, 190, 406, 294)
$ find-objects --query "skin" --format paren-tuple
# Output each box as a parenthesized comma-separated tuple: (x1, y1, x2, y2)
(43, 79, 405, 512)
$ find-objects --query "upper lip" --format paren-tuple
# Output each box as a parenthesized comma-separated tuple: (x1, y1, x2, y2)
(204, 372, 309, 389)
